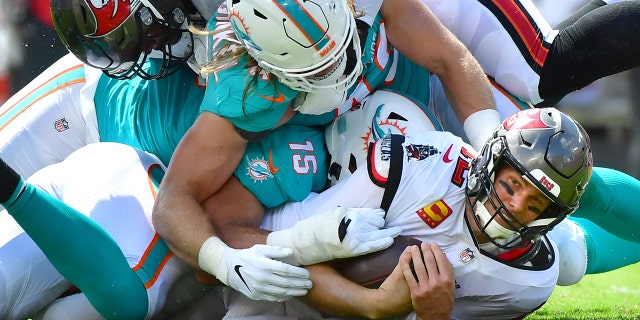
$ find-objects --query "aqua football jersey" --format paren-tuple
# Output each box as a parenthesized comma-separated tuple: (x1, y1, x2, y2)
(94, 61, 326, 208)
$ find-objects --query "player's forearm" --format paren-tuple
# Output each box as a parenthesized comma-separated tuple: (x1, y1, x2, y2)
(439, 52, 499, 150)
(381, 0, 496, 122)
(152, 188, 215, 268)
(200, 176, 271, 249)
(299, 264, 411, 319)
(152, 113, 248, 268)
(437, 50, 496, 123)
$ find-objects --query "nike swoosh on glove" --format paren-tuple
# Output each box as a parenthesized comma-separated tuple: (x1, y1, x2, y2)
(199, 237, 312, 302)
(267, 207, 402, 266)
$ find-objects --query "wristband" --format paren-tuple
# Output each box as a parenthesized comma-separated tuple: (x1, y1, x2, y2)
(463, 108, 501, 150)
(198, 236, 229, 285)
(266, 207, 344, 266)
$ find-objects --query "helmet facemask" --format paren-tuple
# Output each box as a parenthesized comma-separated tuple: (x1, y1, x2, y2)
(104, 1, 194, 80)
(466, 136, 572, 251)
(52, 0, 194, 80)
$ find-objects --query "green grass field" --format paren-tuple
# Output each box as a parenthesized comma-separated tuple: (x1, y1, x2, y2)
(528, 263, 640, 319)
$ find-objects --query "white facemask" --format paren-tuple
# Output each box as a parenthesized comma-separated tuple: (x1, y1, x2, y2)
(292, 88, 348, 115)
(474, 198, 515, 240)
(292, 54, 349, 115)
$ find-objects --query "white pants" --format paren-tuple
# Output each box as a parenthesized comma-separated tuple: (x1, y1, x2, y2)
(425, 0, 558, 104)
(0, 143, 191, 319)
(0, 53, 100, 179)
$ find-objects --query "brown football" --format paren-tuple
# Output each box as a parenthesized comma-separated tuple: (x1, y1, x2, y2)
(330, 235, 423, 288)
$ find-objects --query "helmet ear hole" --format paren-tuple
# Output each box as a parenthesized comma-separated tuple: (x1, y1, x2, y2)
(348, 154, 358, 175)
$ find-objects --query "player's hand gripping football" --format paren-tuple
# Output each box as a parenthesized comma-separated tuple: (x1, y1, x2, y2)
(267, 207, 402, 265)
(198, 237, 312, 302)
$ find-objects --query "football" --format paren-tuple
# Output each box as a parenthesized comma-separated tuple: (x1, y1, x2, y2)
(330, 235, 423, 288)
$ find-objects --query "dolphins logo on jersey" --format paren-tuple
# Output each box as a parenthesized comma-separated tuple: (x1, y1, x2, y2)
(86, 0, 135, 37)
(361, 103, 407, 152)
(246, 156, 276, 182)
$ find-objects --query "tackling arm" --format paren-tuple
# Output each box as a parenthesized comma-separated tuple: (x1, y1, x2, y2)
(152, 112, 246, 268)
(152, 112, 314, 303)
(381, 0, 499, 149)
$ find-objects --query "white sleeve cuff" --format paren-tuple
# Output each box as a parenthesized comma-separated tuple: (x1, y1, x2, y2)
(463, 109, 501, 150)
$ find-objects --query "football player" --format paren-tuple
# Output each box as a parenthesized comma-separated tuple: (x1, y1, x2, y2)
(222, 106, 592, 319)
(24, 105, 590, 319)
(422, 0, 640, 106)
(5, 88, 636, 319)
(46, 2, 498, 312)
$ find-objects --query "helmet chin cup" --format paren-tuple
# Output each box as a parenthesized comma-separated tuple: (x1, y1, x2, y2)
(474, 198, 514, 240)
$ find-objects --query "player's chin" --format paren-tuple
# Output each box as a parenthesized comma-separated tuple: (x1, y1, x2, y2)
(329, 235, 422, 288)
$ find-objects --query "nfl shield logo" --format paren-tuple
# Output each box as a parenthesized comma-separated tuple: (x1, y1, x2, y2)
(54, 118, 69, 132)
(459, 247, 476, 264)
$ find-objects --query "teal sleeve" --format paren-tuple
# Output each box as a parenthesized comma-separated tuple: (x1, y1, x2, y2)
(200, 57, 299, 133)
(570, 217, 640, 274)
(4, 183, 149, 320)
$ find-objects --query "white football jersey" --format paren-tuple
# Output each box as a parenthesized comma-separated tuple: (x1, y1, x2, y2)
(265, 130, 559, 319)
(376, 131, 558, 319)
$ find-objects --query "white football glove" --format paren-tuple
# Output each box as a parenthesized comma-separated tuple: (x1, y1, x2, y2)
(198, 237, 312, 302)
(267, 207, 402, 266)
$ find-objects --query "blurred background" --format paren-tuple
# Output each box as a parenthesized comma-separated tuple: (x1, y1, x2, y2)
(0, 0, 638, 177)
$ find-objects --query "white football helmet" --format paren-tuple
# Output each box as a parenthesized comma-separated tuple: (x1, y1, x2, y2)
(226, 0, 363, 93)
(325, 90, 443, 185)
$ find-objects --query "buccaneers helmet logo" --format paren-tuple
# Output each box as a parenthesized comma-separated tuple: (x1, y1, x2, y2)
(503, 108, 556, 131)
(86, 0, 134, 37)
